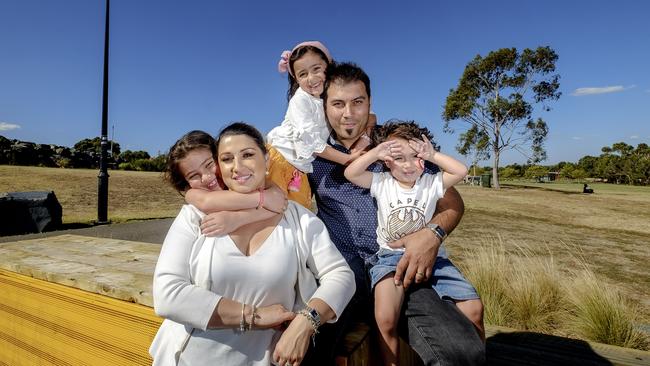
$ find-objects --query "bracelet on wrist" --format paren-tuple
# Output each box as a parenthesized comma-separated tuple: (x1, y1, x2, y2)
(240, 303, 248, 332)
(297, 307, 321, 346)
(249, 305, 257, 330)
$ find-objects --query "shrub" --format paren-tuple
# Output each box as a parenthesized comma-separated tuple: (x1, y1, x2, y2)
(118, 162, 136, 171)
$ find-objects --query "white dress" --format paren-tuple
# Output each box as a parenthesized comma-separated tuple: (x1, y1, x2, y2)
(370, 172, 445, 251)
(266, 87, 330, 173)
(150, 202, 354, 366)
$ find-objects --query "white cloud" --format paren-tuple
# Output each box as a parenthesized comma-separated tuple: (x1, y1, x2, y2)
(630, 135, 639, 139)
(571, 136, 583, 140)
(0, 122, 21, 131)
(571, 85, 633, 96)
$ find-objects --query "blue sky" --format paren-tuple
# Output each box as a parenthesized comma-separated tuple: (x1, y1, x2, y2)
(1, 0, 649, 165)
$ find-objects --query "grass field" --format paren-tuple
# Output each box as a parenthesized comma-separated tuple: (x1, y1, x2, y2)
(2, 165, 649, 321)
(0, 165, 183, 224)
(450, 182, 650, 322)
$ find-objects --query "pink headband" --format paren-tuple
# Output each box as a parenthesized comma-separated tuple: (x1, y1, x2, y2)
(277, 41, 333, 77)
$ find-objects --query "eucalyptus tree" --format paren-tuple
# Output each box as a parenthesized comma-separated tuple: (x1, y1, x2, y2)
(443, 47, 561, 188)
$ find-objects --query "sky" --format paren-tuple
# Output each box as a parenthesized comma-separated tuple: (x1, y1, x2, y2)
(1, 0, 649, 166)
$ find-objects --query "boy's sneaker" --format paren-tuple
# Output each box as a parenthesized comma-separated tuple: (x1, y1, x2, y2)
(288, 170, 301, 192)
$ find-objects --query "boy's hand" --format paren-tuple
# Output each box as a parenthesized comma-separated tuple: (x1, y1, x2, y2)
(409, 134, 436, 162)
(375, 140, 399, 162)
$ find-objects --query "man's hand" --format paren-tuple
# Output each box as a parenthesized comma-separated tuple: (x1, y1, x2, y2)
(387, 228, 441, 288)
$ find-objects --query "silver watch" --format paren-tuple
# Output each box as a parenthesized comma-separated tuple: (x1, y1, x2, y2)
(426, 223, 447, 241)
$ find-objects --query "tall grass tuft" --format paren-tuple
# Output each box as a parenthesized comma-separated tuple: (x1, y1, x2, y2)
(456, 236, 648, 350)
(457, 239, 511, 326)
(506, 255, 564, 332)
(564, 270, 649, 350)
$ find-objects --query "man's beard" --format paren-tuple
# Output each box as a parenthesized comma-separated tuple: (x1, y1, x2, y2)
(344, 128, 354, 136)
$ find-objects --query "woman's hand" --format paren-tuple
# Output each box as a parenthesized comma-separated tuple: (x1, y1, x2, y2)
(200, 212, 239, 236)
(254, 304, 295, 329)
(273, 314, 313, 366)
(264, 184, 288, 214)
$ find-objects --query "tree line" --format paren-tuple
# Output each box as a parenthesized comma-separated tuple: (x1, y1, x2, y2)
(0, 135, 165, 172)
(470, 142, 650, 186)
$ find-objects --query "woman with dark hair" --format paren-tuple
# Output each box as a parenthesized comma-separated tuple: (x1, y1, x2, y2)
(150, 123, 355, 366)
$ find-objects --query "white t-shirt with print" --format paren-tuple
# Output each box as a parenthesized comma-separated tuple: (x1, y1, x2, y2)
(370, 171, 445, 251)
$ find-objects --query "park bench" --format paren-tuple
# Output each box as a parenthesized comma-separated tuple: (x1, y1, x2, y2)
(0, 235, 648, 365)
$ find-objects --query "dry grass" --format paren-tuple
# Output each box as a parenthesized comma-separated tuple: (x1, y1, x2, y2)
(458, 237, 649, 350)
(0, 165, 183, 224)
(564, 269, 649, 349)
(459, 239, 564, 333)
(447, 183, 650, 323)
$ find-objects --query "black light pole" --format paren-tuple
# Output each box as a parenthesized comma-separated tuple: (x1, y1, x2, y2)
(97, 0, 110, 224)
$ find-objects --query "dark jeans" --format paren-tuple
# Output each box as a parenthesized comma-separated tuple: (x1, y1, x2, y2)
(304, 275, 485, 365)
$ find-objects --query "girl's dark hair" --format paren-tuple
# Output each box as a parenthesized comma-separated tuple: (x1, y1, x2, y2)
(163, 130, 216, 193)
(216, 122, 267, 155)
(286, 45, 331, 102)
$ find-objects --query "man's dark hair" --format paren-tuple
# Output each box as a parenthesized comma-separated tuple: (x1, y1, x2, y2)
(322, 62, 371, 105)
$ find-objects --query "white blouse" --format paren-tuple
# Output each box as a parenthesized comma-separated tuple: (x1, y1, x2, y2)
(150, 202, 355, 366)
(266, 87, 330, 173)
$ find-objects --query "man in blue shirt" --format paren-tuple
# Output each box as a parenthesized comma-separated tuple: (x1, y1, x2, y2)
(308, 62, 485, 365)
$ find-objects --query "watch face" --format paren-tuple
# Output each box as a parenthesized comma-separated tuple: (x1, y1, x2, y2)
(309, 308, 319, 319)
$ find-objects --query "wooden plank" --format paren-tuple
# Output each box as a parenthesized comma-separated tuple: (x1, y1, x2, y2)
(0, 268, 162, 365)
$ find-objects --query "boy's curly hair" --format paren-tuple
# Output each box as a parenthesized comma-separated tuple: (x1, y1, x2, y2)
(373, 119, 436, 148)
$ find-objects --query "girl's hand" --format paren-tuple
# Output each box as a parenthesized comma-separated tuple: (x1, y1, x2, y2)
(273, 314, 313, 366)
(200, 212, 238, 236)
(375, 140, 399, 162)
(264, 184, 288, 214)
(409, 134, 436, 162)
(254, 304, 295, 329)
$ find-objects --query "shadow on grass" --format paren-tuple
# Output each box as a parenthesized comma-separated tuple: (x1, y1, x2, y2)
(487, 330, 614, 365)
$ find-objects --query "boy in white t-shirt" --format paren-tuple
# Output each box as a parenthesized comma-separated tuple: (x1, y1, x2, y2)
(344, 120, 483, 365)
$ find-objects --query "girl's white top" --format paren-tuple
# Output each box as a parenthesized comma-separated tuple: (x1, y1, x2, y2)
(266, 87, 330, 173)
(149, 202, 354, 366)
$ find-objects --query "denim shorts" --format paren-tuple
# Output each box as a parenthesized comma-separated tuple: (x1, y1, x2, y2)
(366, 246, 479, 301)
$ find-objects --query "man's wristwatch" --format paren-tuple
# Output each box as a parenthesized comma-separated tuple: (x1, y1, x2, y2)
(426, 223, 447, 242)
